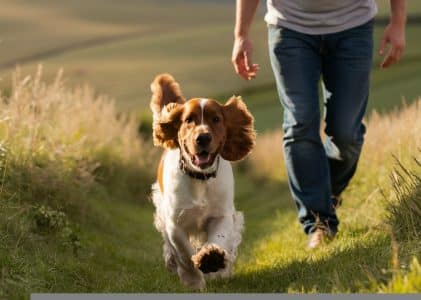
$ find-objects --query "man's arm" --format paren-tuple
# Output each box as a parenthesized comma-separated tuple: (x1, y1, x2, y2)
(232, 0, 260, 80)
(379, 0, 407, 69)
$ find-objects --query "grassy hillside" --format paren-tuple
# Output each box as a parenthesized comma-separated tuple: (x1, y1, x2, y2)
(0, 71, 420, 299)
(0, 1, 420, 297)
(0, 0, 250, 111)
(0, 0, 420, 114)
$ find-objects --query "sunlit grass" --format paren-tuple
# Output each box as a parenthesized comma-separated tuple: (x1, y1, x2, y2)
(380, 258, 421, 293)
(0, 69, 158, 298)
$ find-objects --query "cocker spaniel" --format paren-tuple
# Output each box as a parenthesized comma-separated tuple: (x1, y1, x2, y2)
(150, 74, 255, 289)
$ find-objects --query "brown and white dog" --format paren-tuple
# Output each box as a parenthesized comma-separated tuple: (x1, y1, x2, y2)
(150, 74, 255, 289)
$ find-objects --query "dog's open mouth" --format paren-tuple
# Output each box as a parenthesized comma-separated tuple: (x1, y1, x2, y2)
(192, 151, 212, 169)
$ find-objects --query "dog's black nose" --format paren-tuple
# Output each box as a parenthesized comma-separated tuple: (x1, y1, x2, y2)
(196, 133, 212, 147)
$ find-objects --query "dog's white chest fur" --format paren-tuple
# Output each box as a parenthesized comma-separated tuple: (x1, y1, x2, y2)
(162, 149, 234, 225)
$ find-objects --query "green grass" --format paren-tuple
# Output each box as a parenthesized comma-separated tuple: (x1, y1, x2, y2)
(380, 258, 421, 293)
(2, 164, 420, 297)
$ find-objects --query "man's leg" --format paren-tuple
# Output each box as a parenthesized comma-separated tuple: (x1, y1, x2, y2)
(322, 20, 374, 198)
(268, 26, 339, 235)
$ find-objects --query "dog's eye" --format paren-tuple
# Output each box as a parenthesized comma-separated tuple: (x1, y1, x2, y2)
(212, 116, 220, 123)
(185, 116, 193, 123)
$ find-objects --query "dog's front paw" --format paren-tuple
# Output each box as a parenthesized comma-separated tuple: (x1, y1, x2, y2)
(192, 243, 227, 274)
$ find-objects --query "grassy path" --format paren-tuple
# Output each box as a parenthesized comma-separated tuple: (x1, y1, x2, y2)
(4, 147, 421, 298)
(207, 175, 392, 292)
(5, 171, 397, 296)
(87, 173, 396, 293)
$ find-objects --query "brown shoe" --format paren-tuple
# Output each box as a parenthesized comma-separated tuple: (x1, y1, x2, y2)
(308, 227, 335, 249)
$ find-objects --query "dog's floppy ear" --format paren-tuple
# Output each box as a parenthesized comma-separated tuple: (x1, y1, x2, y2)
(150, 74, 185, 118)
(153, 103, 184, 149)
(221, 96, 256, 161)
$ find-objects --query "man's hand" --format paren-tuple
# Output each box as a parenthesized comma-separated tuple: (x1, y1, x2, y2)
(379, 0, 406, 69)
(232, 0, 260, 80)
(379, 22, 406, 69)
(232, 36, 260, 80)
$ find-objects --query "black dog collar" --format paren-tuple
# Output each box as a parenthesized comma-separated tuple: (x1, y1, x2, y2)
(179, 155, 219, 181)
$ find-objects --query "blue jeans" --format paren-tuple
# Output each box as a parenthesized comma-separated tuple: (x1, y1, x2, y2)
(268, 20, 374, 234)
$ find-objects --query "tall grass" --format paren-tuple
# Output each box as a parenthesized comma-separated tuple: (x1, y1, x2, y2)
(386, 158, 421, 243)
(0, 67, 155, 215)
(0, 68, 158, 298)
(379, 257, 421, 293)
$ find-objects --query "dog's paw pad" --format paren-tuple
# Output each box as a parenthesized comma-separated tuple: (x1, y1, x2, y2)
(192, 244, 226, 274)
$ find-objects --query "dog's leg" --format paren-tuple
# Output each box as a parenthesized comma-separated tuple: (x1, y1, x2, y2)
(193, 212, 244, 277)
(166, 223, 205, 289)
(162, 233, 177, 273)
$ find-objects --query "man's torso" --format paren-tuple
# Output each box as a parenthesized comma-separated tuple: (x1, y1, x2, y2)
(265, 0, 378, 34)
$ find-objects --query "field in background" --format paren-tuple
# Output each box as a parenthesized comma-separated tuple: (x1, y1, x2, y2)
(0, 0, 420, 123)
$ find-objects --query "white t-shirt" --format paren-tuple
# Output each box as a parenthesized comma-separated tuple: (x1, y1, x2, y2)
(265, 0, 378, 34)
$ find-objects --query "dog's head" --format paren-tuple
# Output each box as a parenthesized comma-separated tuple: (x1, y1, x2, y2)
(150, 74, 255, 170)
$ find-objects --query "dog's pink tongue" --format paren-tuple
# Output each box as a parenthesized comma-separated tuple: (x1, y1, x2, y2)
(194, 153, 210, 167)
